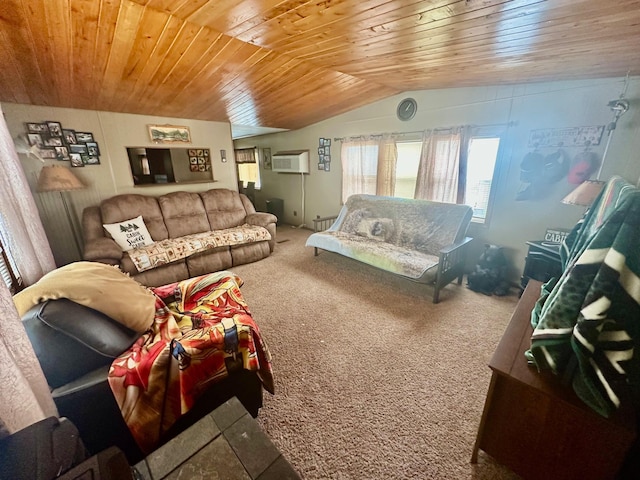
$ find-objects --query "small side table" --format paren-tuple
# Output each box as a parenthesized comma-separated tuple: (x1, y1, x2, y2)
(520, 240, 562, 292)
(133, 397, 300, 480)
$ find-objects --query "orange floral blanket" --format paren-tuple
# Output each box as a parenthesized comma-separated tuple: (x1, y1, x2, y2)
(107, 271, 274, 453)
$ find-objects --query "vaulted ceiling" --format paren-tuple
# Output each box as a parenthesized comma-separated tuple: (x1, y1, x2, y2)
(1, 0, 639, 137)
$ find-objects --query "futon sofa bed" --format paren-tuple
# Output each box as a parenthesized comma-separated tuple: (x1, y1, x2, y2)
(306, 194, 473, 302)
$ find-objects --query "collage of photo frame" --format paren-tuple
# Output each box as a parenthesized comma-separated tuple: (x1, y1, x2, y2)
(26, 121, 101, 167)
(188, 148, 211, 172)
(318, 137, 331, 171)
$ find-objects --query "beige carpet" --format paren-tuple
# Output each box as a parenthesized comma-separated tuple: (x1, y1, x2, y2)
(229, 226, 522, 480)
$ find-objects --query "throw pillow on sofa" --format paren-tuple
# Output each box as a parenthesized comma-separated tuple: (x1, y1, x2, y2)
(103, 215, 154, 251)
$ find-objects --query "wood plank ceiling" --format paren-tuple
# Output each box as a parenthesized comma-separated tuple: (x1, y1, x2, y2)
(1, 0, 639, 134)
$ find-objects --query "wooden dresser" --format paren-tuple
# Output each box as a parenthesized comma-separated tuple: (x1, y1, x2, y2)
(472, 280, 636, 480)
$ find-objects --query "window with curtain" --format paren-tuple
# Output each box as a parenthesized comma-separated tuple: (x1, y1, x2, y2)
(415, 129, 463, 204)
(0, 232, 22, 294)
(234, 147, 261, 189)
(340, 127, 503, 224)
(340, 136, 397, 203)
(465, 136, 501, 222)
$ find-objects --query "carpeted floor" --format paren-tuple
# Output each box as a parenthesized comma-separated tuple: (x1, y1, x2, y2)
(229, 226, 522, 480)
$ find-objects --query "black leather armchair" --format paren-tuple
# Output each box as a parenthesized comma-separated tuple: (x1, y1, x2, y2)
(22, 299, 264, 464)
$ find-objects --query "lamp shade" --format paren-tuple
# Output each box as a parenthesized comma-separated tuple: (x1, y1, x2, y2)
(37, 165, 85, 192)
(561, 180, 604, 207)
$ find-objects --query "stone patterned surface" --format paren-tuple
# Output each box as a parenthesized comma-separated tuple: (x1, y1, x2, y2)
(133, 397, 300, 480)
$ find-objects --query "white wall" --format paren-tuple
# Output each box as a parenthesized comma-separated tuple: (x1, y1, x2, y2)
(235, 77, 640, 282)
(2, 103, 237, 266)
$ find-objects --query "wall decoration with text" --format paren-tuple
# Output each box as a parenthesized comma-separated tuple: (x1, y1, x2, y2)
(528, 125, 605, 148)
(25, 121, 101, 167)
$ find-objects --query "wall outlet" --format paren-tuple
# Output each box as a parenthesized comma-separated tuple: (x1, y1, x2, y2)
(293, 210, 297, 216)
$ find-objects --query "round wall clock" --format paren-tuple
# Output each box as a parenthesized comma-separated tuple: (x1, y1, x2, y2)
(397, 98, 417, 121)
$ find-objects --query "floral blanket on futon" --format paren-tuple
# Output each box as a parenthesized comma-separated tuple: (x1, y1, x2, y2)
(108, 271, 274, 453)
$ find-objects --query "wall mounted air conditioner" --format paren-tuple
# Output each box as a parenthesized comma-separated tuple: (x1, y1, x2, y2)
(272, 150, 310, 173)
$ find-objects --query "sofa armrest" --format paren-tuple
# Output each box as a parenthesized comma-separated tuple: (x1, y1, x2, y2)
(22, 299, 140, 389)
(439, 236, 473, 256)
(245, 212, 277, 227)
(433, 236, 473, 303)
(83, 237, 123, 263)
(312, 215, 338, 232)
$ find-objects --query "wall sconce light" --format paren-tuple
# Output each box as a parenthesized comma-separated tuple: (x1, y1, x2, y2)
(220, 149, 227, 162)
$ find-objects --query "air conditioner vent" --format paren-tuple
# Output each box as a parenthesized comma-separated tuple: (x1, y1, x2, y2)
(272, 150, 309, 173)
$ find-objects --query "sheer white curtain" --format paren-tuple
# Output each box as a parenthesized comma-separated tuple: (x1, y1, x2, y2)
(0, 104, 57, 438)
(341, 138, 379, 203)
(376, 135, 398, 197)
(414, 129, 462, 203)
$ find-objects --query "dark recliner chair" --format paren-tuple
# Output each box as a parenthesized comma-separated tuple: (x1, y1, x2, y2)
(21, 299, 264, 464)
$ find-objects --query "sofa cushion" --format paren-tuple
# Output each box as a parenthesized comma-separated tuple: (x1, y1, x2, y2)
(22, 299, 140, 389)
(159, 191, 210, 237)
(100, 194, 169, 241)
(186, 247, 233, 278)
(103, 215, 154, 251)
(200, 189, 248, 230)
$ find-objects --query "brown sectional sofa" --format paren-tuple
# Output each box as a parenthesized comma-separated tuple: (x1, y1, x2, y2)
(82, 188, 277, 286)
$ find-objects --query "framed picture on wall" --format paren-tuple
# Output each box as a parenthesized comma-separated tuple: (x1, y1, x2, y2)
(262, 147, 272, 170)
(69, 153, 84, 167)
(76, 132, 94, 143)
(69, 144, 89, 155)
(28, 133, 43, 147)
(148, 124, 191, 143)
(55, 146, 70, 161)
(62, 129, 77, 144)
(27, 122, 49, 134)
(86, 142, 100, 156)
(46, 121, 63, 137)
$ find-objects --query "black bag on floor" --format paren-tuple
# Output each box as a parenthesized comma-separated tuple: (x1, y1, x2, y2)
(467, 244, 509, 296)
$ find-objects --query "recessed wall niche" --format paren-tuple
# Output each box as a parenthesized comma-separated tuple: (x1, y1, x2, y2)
(126, 147, 214, 186)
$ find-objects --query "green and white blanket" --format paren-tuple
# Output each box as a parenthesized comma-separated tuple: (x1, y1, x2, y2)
(529, 176, 640, 417)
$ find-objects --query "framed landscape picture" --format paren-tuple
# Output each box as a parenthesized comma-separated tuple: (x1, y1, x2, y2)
(148, 124, 191, 143)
